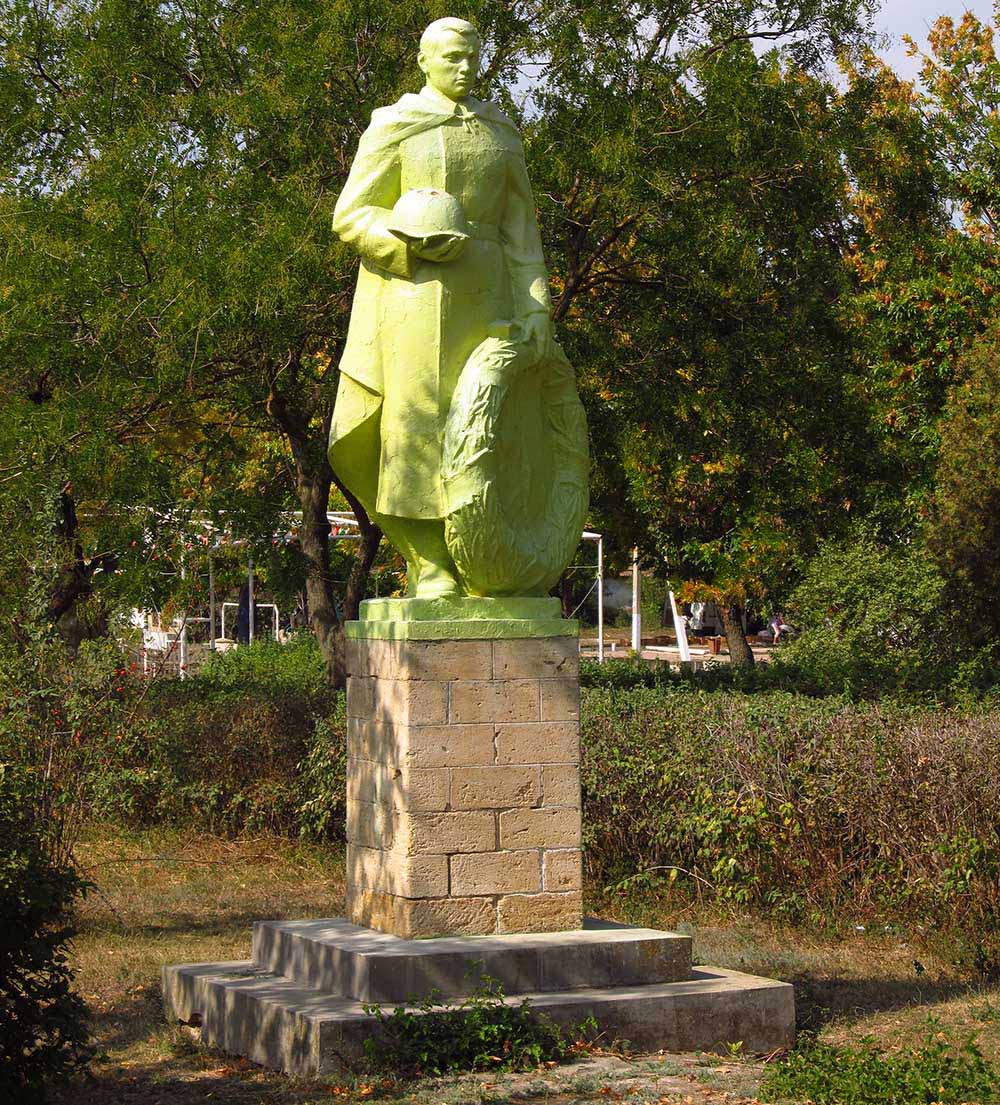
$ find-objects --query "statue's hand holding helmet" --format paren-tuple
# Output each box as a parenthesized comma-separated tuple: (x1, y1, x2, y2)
(388, 188, 471, 264)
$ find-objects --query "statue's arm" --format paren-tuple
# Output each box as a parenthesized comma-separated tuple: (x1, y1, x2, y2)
(332, 123, 414, 279)
(501, 139, 553, 323)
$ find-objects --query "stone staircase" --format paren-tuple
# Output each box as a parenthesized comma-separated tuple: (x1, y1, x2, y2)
(163, 917, 794, 1077)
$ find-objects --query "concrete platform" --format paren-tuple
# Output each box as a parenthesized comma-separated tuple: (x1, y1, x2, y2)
(251, 917, 693, 1001)
(163, 917, 794, 1077)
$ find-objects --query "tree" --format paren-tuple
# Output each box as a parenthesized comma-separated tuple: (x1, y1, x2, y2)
(526, 5, 878, 662)
(836, 34, 1000, 532)
(930, 326, 1000, 653)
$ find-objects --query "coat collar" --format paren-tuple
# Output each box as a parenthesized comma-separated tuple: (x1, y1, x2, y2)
(419, 84, 471, 114)
(415, 85, 517, 129)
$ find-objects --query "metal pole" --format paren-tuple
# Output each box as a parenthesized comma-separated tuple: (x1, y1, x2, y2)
(248, 558, 255, 644)
(208, 556, 216, 651)
(597, 536, 605, 663)
(179, 562, 188, 679)
(631, 546, 641, 654)
(669, 590, 692, 664)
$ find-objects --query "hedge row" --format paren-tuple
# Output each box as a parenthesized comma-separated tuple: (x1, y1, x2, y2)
(6, 641, 1000, 969)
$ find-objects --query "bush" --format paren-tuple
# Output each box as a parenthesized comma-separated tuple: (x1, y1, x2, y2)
(581, 685, 1000, 967)
(0, 634, 345, 840)
(361, 977, 595, 1076)
(580, 656, 822, 694)
(196, 633, 330, 698)
(0, 764, 91, 1103)
(778, 528, 953, 699)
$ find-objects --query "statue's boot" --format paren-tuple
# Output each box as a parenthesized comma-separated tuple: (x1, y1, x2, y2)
(396, 518, 461, 599)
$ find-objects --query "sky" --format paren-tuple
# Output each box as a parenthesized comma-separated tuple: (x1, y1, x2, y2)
(878, 0, 996, 77)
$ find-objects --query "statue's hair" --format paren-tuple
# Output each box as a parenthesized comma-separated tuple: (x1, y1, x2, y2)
(419, 17, 480, 53)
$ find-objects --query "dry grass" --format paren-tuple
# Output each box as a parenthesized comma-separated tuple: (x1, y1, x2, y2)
(52, 824, 1000, 1105)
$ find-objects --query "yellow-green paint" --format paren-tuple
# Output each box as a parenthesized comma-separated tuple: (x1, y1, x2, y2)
(328, 18, 588, 606)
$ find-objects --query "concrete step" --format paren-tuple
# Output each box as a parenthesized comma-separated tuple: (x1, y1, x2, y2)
(251, 916, 693, 1002)
(162, 959, 795, 1079)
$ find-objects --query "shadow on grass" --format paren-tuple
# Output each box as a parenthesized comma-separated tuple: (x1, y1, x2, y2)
(88, 985, 170, 1054)
(52, 1065, 317, 1105)
(794, 975, 977, 1033)
(78, 904, 344, 940)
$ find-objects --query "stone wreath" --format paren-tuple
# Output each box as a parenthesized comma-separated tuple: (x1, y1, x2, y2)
(442, 334, 589, 596)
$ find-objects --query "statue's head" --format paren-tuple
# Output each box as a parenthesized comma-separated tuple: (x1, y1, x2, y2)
(418, 17, 480, 102)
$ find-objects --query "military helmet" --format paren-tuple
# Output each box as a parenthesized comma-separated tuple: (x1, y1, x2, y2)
(388, 188, 472, 243)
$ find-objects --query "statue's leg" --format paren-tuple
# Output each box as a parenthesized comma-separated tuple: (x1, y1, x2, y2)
(377, 516, 461, 599)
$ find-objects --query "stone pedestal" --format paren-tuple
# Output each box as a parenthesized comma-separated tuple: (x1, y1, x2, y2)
(163, 597, 797, 1074)
(344, 597, 583, 938)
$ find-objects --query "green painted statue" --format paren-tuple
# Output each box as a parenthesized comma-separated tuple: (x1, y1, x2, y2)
(329, 17, 588, 601)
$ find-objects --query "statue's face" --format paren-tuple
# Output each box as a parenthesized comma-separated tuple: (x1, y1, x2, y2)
(419, 31, 480, 101)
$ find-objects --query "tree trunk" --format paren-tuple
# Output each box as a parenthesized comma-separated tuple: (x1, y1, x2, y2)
(341, 499, 381, 622)
(296, 473, 343, 683)
(48, 485, 117, 626)
(267, 384, 345, 685)
(720, 602, 755, 668)
(558, 571, 574, 618)
(267, 368, 382, 688)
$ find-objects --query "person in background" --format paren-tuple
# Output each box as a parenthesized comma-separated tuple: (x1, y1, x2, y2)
(769, 611, 792, 643)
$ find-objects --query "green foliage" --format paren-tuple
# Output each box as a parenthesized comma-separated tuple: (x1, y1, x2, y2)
(580, 657, 823, 695)
(0, 634, 344, 839)
(778, 527, 954, 699)
(361, 977, 595, 1077)
(930, 325, 1000, 659)
(534, 19, 879, 609)
(197, 633, 330, 698)
(295, 714, 348, 841)
(759, 1024, 1000, 1104)
(0, 764, 92, 1103)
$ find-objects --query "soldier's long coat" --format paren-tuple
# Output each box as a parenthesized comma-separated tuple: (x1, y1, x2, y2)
(328, 85, 551, 521)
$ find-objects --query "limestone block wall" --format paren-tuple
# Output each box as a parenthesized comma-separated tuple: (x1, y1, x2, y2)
(345, 635, 583, 938)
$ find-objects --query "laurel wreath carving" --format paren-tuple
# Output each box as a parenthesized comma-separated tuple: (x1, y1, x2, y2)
(442, 337, 589, 596)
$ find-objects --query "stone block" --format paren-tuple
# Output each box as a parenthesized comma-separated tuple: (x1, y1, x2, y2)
(400, 722, 497, 768)
(498, 891, 583, 933)
(345, 637, 360, 678)
(347, 716, 394, 764)
(346, 800, 393, 850)
(451, 766, 538, 810)
(350, 890, 497, 938)
(164, 956, 796, 1076)
(251, 918, 693, 1002)
(347, 761, 449, 812)
(355, 639, 495, 682)
(540, 678, 580, 722)
(496, 721, 578, 765)
(393, 810, 496, 855)
(372, 678, 449, 726)
(449, 679, 540, 723)
(541, 765, 580, 807)
(346, 676, 374, 719)
(347, 846, 450, 899)
(543, 849, 583, 892)
(450, 850, 541, 896)
(500, 807, 581, 850)
(493, 637, 579, 680)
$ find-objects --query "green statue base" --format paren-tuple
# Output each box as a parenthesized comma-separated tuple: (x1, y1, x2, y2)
(345, 596, 577, 640)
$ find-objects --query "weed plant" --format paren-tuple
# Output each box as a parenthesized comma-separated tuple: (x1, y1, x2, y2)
(361, 977, 596, 1077)
(759, 1023, 1000, 1104)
